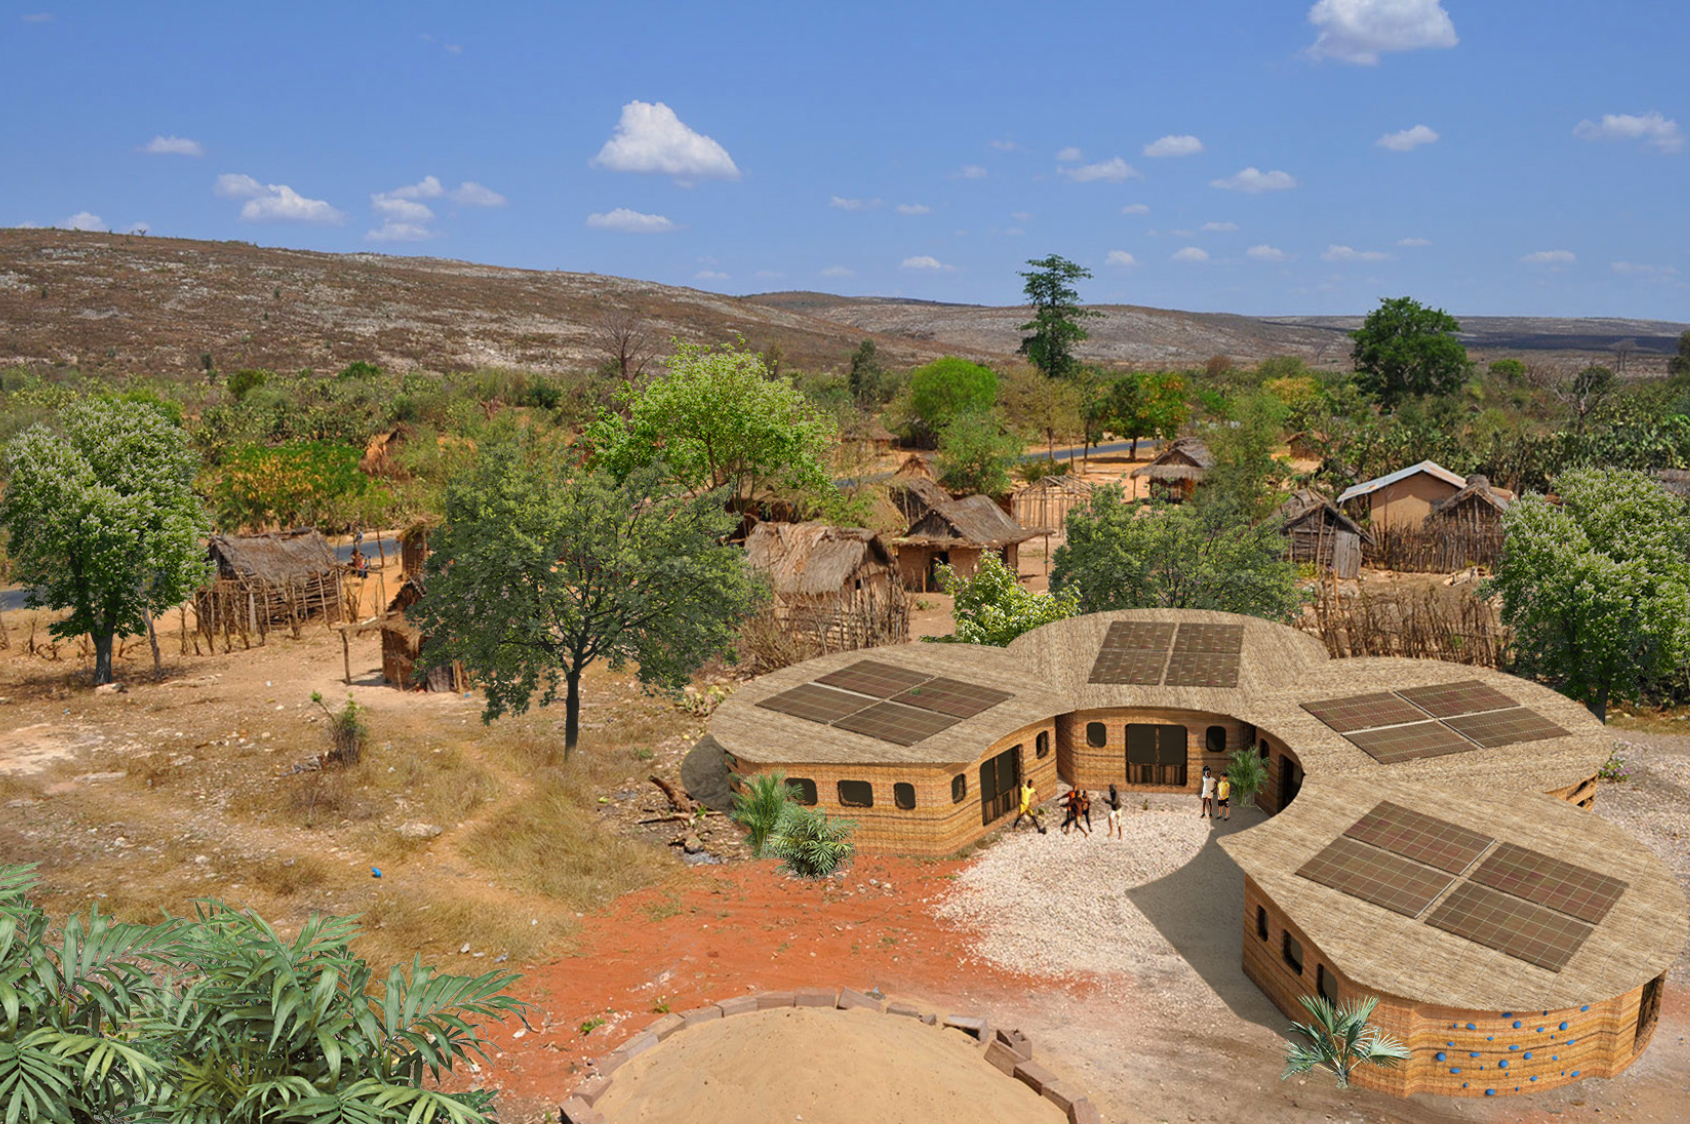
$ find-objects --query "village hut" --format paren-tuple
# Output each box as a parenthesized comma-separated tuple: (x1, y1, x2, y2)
(886, 475, 953, 526)
(892, 452, 937, 481)
(1279, 488, 1365, 578)
(1130, 437, 1213, 502)
(196, 529, 345, 637)
(743, 522, 908, 647)
(1425, 474, 1514, 533)
(1336, 460, 1466, 529)
(1011, 473, 1095, 535)
(378, 576, 465, 692)
(893, 494, 1035, 592)
(841, 419, 897, 458)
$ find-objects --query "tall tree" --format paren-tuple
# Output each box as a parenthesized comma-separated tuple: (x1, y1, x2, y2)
(847, 339, 890, 405)
(935, 411, 1023, 496)
(1198, 389, 1291, 522)
(412, 450, 763, 754)
(1104, 370, 1189, 458)
(998, 364, 1083, 459)
(1484, 468, 1690, 721)
(0, 398, 209, 684)
(591, 307, 658, 386)
(1350, 296, 1469, 407)
(1667, 329, 1690, 383)
(905, 356, 999, 441)
(1018, 254, 1103, 379)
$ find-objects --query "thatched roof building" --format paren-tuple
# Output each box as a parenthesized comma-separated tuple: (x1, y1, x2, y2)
(1279, 488, 1365, 578)
(886, 475, 952, 526)
(892, 452, 936, 481)
(377, 576, 465, 692)
(842, 419, 897, 455)
(744, 522, 907, 647)
(892, 493, 1035, 592)
(197, 529, 345, 632)
(1130, 437, 1213, 501)
(1426, 474, 1514, 530)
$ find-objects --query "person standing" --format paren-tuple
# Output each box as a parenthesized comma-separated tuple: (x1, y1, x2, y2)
(1013, 779, 1046, 833)
(1104, 783, 1123, 839)
(1200, 765, 1216, 819)
(1216, 774, 1232, 822)
(1060, 787, 1085, 835)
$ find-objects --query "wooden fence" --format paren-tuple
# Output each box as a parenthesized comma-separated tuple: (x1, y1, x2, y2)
(1362, 525, 1506, 573)
(1299, 581, 1511, 668)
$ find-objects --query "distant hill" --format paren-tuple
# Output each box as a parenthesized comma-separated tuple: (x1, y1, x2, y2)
(2, 230, 1682, 379)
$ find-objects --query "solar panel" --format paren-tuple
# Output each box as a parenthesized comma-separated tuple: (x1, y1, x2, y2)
(814, 660, 933, 698)
(1425, 881, 1594, 973)
(1441, 708, 1569, 749)
(831, 700, 961, 746)
(1394, 679, 1517, 718)
(1469, 843, 1628, 925)
(1171, 623, 1245, 654)
(1343, 801, 1495, 874)
(755, 683, 876, 725)
(1295, 836, 1456, 918)
(1100, 620, 1177, 650)
(1302, 692, 1430, 734)
(1088, 647, 1169, 685)
(1161, 650, 1241, 688)
(890, 676, 1012, 718)
(1345, 721, 1477, 764)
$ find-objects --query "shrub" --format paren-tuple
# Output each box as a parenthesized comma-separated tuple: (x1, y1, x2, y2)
(312, 691, 368, 766)
(1598, 743, 1632, 782)
(1226, 745, 1268, 808)
(767, 805, 856, 878)
(731, 770, 793, 857)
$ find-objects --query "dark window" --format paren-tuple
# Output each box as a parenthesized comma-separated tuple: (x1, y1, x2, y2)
(787, 777, 818, 806)
(893, 782, 916, 810)
(1317, 964, 1337, 1003)
(1126, 723, 1188, 787)
(1206, 725, 1227, 753)
(978, 747, 1021, 826)
(1636, 974, 1663, 1053)
(1256, 906, 1269, 941)
(1036, 731, 1050, 759)
(837, 780, 874, 808)
(1282, 932, 1304, 975)
(951, 773, 967, 804)
(1085, 722, 1107, 748)
(1258, 738, 1271, 761)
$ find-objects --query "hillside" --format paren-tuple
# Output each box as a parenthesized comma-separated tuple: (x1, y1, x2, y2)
(2, 230, 1683, 378)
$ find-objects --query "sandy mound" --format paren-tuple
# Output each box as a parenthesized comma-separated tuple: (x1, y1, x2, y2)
(593, 1007, 1066, 1124)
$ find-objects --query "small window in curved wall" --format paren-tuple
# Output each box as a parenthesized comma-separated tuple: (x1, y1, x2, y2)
(1317, 963, 1337, 1004)
(1256, 905, 1269, 941)
(1086, 722, 1107, 748)
(894, 782, 916, 810)
(837, 780, 874, 808)
(951, 774, 967, 804)
(787, 777, 818, 806)
(1283, 932, 1304, 975)
(1036, 731, 1050, 759)
(1258, 739, 1271, 761)
(1206, 725, 1227, 753)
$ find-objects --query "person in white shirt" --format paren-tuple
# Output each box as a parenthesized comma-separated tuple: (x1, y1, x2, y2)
(1200, 765, 1216, 819)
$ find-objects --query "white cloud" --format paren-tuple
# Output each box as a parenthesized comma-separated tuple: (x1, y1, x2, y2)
(1322, 244, 1391, 262)
(1058, 157, 1141, 183)
(373, 196, 433, 223)
(585, 208, 678, 234)
(956, 164, 988, 179)
(1377, 124, 1439, 151)
(143, 135, 203, 157)
(366, 222, 435, 243)
(1143, 134, 1204, 158)
(214, 173, 344, 224)
(62, 211, 105, 232)
(989, 138, 1018, 152)
(900, 255, 954, 271)
(1574, 112, 1683, 153)
(1105, 250, 1137, 267)
(1120, 203, 1150, 215)
(1611, 261, 1679, 279)
(829, 196, 881, 212)
(1055, 146, 1084, 162)
(1247, 244, 1288, 262)
(1171, 247, 1209, 263)
(1397, 236, 1432, 247)
(1307, 0, 1458, 65)
(1211, 167, 1298, 193)
(895, 203, 933, 215)
(1521, 250, 1576, 264)
(1202, 221, 1239, 233)
(364, 176, 503, 242)
(820, 265, 855, 278)
(376, 175, 505, 207)
(450, 181, 507, 206)
(1003, 227, 1025, 237)
(694, 270, 729, 281)
(591, 100, 740, 180)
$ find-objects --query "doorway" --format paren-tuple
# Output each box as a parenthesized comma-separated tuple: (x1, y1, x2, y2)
(926, 550, 951, 592)
(979, 745, 1022, 827)
(1279, 754, 1304, 810)
(1126, 723, 1188, 787)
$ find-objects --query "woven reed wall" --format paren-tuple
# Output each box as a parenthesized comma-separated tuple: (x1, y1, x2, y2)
(1055, 707, 1249, 795)
(1242, 877, 1659, 1097)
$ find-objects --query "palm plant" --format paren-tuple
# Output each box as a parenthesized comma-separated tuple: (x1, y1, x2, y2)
(1281, 994, 1411, 1088)
(730, 771, 792, 857)
(766, 805, 856, 878)
(1226, 746, 1268, 810)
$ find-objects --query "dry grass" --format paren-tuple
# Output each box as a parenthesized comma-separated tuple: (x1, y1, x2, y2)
(461, 783, 669, 904)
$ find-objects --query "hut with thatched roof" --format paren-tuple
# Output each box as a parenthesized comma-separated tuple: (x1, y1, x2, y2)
(377, 576, 466, 692)
(1279, 488, 1366, 578)
(744, 522, 907, 647)
(1130, 437, 1213, 502)
(841, 419, 897, 458)
(886, 475, 952, 526)
(1011, 473, 1095, 535)
(1425, 474, 1514, 533)
(893, 493, 1035, 592)
(892, 452, 937, 481)
(195, 529, 345, 639)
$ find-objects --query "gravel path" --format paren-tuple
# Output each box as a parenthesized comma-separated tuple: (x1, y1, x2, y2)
(1593, 729, 1690, 984)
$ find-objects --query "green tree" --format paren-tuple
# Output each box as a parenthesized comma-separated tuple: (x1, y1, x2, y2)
(1104, 371, 1189, 458)
(847, 340, 891, 405)
(1487, 358, 1526, 384)
(931, 552, 1080, 646)
(1225, 746, 1268, 810)
(411, 449, 763, 753)
(0, 398, 210, 685)
(586, 339, 836, 511)
(1017, 254, 1103, 379)
(1484, 469, 1690, 721)
(1669, 329, 1690, 383)
(906, 356, 999, 440)
(999, 364, 1084, 460)
(935, 411, 1023, 496)
(1199, 390, 1291, 522)
(1051, 485, 1303, 620)
(1281, 995, 1411, 1089)
(1350, 296, 1470, 407)
(210, 439, 389, 532)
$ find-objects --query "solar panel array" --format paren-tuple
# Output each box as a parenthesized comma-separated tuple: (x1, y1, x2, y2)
(1088, 620, 1244, 687)
(755, 659, 1011, 745)
(1300, 678, 1568, 762)
(1296, 800, 1627, 973)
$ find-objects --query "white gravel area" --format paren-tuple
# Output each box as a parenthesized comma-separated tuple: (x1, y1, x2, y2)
(1593, 731, 1690, 984)
(935, 801, 1216, 988)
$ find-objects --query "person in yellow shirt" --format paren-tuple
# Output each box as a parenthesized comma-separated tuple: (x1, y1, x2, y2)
(1216, 774, 1232, 823)
(1012, 779, 1046, 833)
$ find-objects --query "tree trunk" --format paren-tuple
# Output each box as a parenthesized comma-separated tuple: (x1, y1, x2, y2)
(93, 631, 115, 685)
(563, 667, 582, 758)
(1587, 694, 1607, 723)
(146, 614, 162, 678)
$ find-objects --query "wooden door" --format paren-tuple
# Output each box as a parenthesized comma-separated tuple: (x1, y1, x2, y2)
(979, 746, 1022, 826)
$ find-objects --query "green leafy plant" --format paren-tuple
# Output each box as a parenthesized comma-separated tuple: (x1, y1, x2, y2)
(1225, 746, 1268, 810)
(767, 805, 856, 878)
(1281, 994, 1411, 1089)
(310, 691, 368, 766)
(931, 553, 1079, 646)
(731, 771, 794, 857)
(579, 1017, 606, 1037)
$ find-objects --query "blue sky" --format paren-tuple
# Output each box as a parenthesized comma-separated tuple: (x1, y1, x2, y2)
(3, 1, 1686, 317)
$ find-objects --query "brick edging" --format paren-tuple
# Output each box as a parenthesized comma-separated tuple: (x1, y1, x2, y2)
(559, 987, 1102, 1124)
